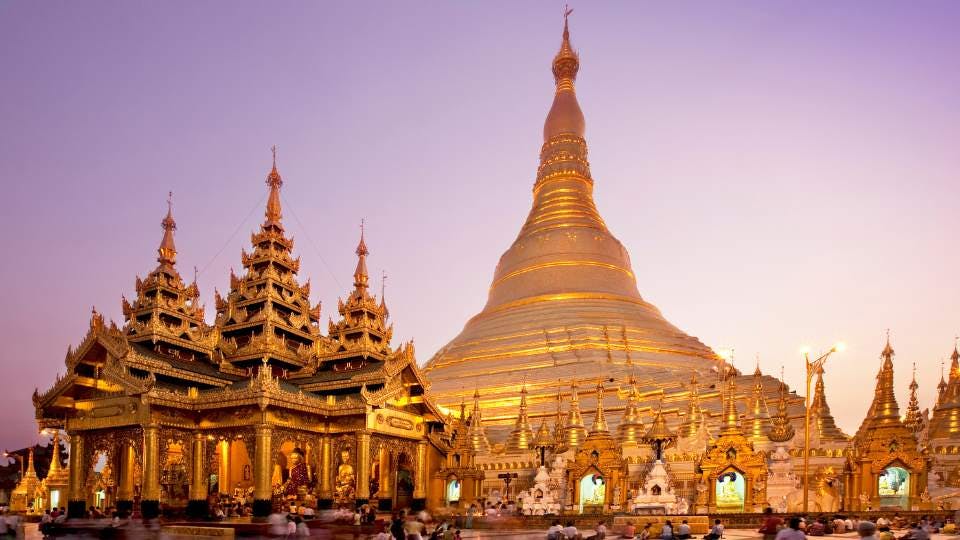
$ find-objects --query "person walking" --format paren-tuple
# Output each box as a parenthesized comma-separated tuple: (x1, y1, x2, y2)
(759, 508, 783, 540)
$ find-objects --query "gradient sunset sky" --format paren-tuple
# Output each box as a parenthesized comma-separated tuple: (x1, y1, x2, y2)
(1, 1, 959, 452)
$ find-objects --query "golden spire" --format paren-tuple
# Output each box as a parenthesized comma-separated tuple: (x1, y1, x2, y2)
(544, 5, 584, 141)
(24, 447, 37, 479)
(809, 367, 845, 440)
(563, 378, 588, 448)
(767, 368, 796, 443)
(534, 417, 554, 449)
(157, 191, 177, 267)
(720, 375, 742, 436)
(264, 145, 283, 227)
(931, 341, 960, 439)
(354, 220, 369, 291)
(467, 388, 491, 454)
(903, 362, 922, 434)
(589, 379, 610, 435)
(857, 333, 903, 434)
(679, 371, 704, 438)
(48, 431, 61, 474)
(744, 361, 769, 442)
(507, 384, 536, 452)
(618, 373, 645, 445)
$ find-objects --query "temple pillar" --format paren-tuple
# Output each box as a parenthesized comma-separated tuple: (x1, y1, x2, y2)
(187, 432, 207, 519)
(318, 435, 332, 508)
(218, 440, 230, 495)
(116, 444, 136, 515)
(253, 424, 272, 517)
(378, 446, 393, 511)
(356, 432, 371, 504)
(67, 432, 86, 518)
(413, 439, 427, 510)
(141, 424, 161, 519)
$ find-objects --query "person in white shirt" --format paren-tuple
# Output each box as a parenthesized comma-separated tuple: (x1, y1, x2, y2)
(562, 520, 580, 540)
(776, 517, 806, 540)
(877, 517, 891, 531)
(547, 520, 563, 540)
(678, 520, 692, 539)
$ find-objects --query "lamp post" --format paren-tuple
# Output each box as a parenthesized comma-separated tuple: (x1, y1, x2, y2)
(802, 342, 844, 513)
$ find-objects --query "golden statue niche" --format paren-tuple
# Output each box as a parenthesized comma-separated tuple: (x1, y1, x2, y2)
(334, 448, 356, 504)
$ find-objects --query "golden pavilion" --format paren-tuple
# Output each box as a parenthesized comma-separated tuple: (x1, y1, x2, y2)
(32, 155, 462, 518)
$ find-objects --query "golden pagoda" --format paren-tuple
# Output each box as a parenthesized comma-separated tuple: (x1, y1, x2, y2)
(466, 389, 492, 454)
(39, 431, 70, 511)
(809, 367, 848, 441)
(845, 336, 927, 510)
(930, 345, 960, 440)
(562, 379, 589, 449)
(505, 385, 535, 453)
(423, 12, 726, 435)
(617, 375, 646, 446)
(767, 376, 796, 443)
(903, 364, 923, 435)
(744, 365, 770, 443)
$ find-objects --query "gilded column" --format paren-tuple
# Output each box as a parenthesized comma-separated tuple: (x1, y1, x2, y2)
(253, 424, 272, 517)
(218, 440, 230, 495)
(356, 432, 371, 502)
(319, 436, 332, 507)
(116, 444, 136, 514)
(67, 432, 86, 517)
(141, 424, 161, 519)
(378, 445, 392, 510)
(187, 432, 207, 518)
(413, 439, 427, 507)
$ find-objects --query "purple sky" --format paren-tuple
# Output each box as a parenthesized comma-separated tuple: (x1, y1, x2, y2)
(2, 2, 959, 452)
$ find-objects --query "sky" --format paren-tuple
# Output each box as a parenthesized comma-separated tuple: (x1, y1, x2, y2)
(1, 1, 959, 452)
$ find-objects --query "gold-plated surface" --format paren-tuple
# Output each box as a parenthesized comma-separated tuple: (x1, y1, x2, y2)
(424, 10, 725, 435)
(506, 385, 535, 452)
(930, 345, 960, 440)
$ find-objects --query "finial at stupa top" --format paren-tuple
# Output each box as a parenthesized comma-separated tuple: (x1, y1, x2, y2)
(264, 145, 283, 227)
(157, 191, 177, 267)
(354, 220, 369, 290)
(543, 5, 585, 141)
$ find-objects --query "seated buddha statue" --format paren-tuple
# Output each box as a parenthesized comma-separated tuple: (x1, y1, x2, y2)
(334, 449, 356, 503)
(282, 447, 310, 498)
(717, 473, 743, 510)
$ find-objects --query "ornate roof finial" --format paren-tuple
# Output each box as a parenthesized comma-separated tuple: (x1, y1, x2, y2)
(543, 4, 585, 141)
(157, 191, 177, 266)
(467, 387, 491, 453)
(264, 146, 283, 227)
(589, 379, 610, 435)
(353, 220, 369, 290)
(507, 383, 535, 452)
(767, 367, 796, 443)
(720, 375, 742, 436)
(563, 377, 588, 448)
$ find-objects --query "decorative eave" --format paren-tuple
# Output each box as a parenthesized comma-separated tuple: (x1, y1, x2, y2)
(124, 348, 232, 388)
(68, 311, 129, 369)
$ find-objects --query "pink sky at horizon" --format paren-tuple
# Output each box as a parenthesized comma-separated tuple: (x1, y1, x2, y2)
(1, 1, 959, 452)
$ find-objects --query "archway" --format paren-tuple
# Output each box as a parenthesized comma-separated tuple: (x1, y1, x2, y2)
(879, 466, 910, 509)
(579, 473, 605, 513)
(715, 469, 745, 512)
(395, 452, 414, 510)
(446, 474, 461, 506)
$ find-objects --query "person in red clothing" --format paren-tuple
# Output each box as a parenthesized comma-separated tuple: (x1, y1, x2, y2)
(760, 507, 784, 540)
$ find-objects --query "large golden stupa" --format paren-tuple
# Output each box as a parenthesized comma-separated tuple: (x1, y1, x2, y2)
(424, 17, 727, 434)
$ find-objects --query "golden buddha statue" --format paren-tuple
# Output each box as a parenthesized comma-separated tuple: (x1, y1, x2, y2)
(282, 448, 310, 499)
(334, 449, 356, 503)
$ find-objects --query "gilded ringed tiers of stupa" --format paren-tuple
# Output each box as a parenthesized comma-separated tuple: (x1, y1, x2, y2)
(424, 18, 752, 435)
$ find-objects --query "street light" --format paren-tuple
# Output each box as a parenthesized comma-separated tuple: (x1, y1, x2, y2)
(802, 342, 844, 513)
(3, 450, 24, 482)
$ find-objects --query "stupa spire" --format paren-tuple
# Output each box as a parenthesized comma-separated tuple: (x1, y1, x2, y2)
(467, 388, 491, 454)
(720, 375, 742, 436)
(931, 341, 960, 439)
(264, 145, 283, 227)
(857, 333, 903, 433)
(643, 399, 676, 461)
(618, 373, 645, 445)
(745, 362, 769, 442)
(354, 220, 369, 291)
(589, 379, 610, 435)
(767, 369, 796, 443)
(904, 363, 923, 434)
(157, 192, 177, 267)
(507, 384, 536, 452)
(679, 371, 705, 438)
(810, 368, 845, 440)
(563, 378, 588, 448)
